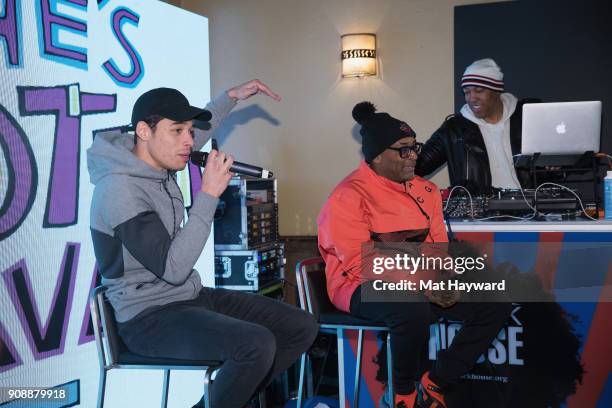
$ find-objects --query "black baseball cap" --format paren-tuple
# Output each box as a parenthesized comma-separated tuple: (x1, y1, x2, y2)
(130, 87, 212, 126)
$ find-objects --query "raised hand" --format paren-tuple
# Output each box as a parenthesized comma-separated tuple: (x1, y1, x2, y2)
(227, 79, 281, 102)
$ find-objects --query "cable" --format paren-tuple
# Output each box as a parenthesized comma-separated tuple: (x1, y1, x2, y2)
(533, 182, 598, 221)
(444, 181, 597, 221)
(477, 186, 537, 221)
(517, 186, 536, 211)
(444, 185, 475, 219)
(595, 152, 612, 169)
(475, 213, 536, 221)
(443, 185, 535, 221)
(476, 182, 596, 221)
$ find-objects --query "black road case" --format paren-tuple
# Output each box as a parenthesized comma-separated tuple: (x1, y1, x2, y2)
(214, 243, 285, 291)
(214, 177, 278, 250)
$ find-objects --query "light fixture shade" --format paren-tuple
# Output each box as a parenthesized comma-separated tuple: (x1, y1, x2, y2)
(341, 33, 377, 78)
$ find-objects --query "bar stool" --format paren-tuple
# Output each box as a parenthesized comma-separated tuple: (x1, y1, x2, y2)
(90, 286, 222, 408)
(295, 257, 394, 408)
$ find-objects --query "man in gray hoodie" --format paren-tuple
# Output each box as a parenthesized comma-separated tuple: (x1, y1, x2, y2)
(87, 80, 317, 407)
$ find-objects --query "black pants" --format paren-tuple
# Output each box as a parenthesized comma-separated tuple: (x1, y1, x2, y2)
(118, 287, 318, 408)
(349, 281, 511, 395)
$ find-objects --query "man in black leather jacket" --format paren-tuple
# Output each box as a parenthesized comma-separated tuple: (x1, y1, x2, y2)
(415, 58, 538, 194)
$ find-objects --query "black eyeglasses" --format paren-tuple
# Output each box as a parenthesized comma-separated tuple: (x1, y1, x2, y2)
(386, 142, 423, 158)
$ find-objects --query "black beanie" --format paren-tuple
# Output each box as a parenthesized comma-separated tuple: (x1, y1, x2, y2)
(352, 101, 416, 163)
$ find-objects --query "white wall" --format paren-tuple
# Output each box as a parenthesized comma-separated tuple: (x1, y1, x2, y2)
(178, 0, 502, 236)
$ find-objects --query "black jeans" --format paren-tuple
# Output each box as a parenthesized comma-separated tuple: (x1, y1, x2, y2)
(118, 287, 318, 408)
(349, 281, 511, 395)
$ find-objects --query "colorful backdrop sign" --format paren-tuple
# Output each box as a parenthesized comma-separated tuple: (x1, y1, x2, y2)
(0, 1, 213, 406)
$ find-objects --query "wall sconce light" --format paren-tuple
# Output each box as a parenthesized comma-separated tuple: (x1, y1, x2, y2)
(341, 33, 377, 78)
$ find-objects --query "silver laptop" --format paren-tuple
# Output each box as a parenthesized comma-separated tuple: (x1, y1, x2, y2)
(521, 101, 602, 155)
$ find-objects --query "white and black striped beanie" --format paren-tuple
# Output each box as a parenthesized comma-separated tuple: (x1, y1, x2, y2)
(461, 58, 504, 92)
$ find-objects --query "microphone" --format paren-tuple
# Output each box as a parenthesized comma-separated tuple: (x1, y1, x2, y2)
(190, 151, 274, 179)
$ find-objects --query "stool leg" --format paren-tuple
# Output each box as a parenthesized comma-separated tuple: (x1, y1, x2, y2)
(337, 328, 346, 408)
(386, 332, 394, 407)
(306, 354, 314, 398)
(281, 370, 289, 403)
(258, 390, 267, 408)
(203, 367, 216, 408)
(97, 368, 107, 408)
(161, 370, 170, 408)
(353, 329, 364, 408)
(297, 352, 306, 408)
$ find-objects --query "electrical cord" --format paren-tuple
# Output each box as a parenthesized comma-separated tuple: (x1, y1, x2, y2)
(443, 182, 597, 221)
(533, 182, 598, 221)
(475, 213, 536, 221)
(595, 152, 612, 169)
(444, 185, 475, 219)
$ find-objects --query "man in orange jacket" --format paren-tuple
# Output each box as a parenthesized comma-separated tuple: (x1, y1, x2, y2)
(317, 102, 511, 408)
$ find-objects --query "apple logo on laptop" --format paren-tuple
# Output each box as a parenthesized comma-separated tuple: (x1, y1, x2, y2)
(555, 121, 567, 134)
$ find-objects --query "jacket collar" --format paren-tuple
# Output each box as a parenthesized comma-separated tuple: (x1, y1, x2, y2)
(358, 160, 408, 192)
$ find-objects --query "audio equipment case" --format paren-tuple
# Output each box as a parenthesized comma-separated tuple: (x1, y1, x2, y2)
(214, 243, 285, 291)
(214, 177, 278, 250)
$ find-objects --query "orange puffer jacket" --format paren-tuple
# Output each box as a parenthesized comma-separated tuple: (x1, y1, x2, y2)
(317, 161, 448, 312)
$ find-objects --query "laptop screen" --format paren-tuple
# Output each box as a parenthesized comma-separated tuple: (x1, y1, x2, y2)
(521, 101, 602, 155)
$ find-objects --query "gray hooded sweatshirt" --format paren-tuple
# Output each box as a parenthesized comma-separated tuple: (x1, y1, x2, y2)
(87, 93, 236, 322)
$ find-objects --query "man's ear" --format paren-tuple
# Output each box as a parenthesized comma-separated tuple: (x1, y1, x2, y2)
(135, 121, 152, 143)
(371, 154, 382, 164)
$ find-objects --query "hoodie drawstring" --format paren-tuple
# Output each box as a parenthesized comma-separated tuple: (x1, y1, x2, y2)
(161, 172, 184, 240)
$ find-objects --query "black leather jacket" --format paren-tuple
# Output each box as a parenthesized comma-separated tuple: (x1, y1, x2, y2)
(415, 99, 539, 194)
